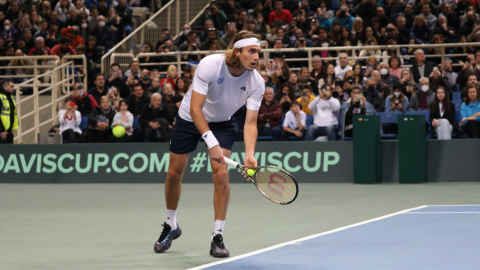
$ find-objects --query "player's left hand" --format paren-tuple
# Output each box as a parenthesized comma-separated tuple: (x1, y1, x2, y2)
(243, 155, 258, 181)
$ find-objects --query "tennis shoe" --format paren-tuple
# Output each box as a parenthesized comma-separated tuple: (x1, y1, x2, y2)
(154, 222, 182, 253)
(210, 233, 230, 257)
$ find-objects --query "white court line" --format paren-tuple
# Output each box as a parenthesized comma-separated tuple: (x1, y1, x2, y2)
(405, 212, 480, 214)
(187, 205, 429, 270)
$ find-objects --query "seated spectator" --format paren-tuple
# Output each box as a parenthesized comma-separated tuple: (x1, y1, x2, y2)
(33, 20, 49, 41)
(88, 74, 107, 104)
(274, 83, 295, 114)
(140, 74, 152, 93)
(430, 86, 458, 140)
(334, 53, 352, 80)
(15, 37, 28, 55)
(338, 85, 377, 138)
(358, 38, 381, 61)
(421, 3, 437, 29)
(58, 97, 82, 143)
(306, 86, 341, 141)
(65, 7, 82, 28)
(4, 1, 20, 22)
(179, 31, 202, 62)
(411, 49, 436, 83)
(87, 7, 99, 31)
(175, 24, 191, 47)
(125, 60, 141, 78)
(106, 86, 121, 110)
(280, 101, 306, 140)
(333, 82, 350, 105)
(157, 40, 178, 68)
(110, 100, 134, 142)
(55, 0, 75, 22)
(456, 54, 480, 92)
(288, 72, 300, 98)
(352, 63, 366, 87)
(200, 28, 227, 50)
(139, 93, 173, 142)
(1, 20, 17, 44)
(270, 37, 290, 59)
(161, 83, 178, 118)
(441, 59, 458, 91)
(371, 70, 391, 100)
(72, 83, 98, 117)
(433, 15, 457, 44)
(365, 78, 385, 112)
(86, 96, 115, 143)
(260, 70, 276, 93)
(385, 83, 409, 114)
(400, 68, 417, 100)
(408, 77, 435, 111)
(85, 36, 101, 63)
(201, 1, 227, 32)
(49, 10, 66, 30)
(126, 84, 150, 117)
(378, 62, 399, 90)
(28, 37, 50, 55)
(460, 84, 480, 138)
(175, 77, 188, 96)
(269, 0, 293, 24)
(7, 49, 33, 85)
(363, 55, 378, 78)
(147, 77, 162, 98)
(60, 25, 85, 49)
(45, 25, 60, 49)
(318, 64, 336, 88)
(410, 15, 433, 44)
(37, 49, 56, 84)
(388, 56, 403, 79)
(50, 37, 76, 57)
(333, 6, 355, 32)
(297, 67, 319, 95)
(310, 56, 324, 83)
(257, 87, 282, 139)
(138, 42, 160, 71)
(296, 86, 315, 115)
(40, 1, 52, 19)
(115, 0, 134, 40)
(161, 65, 178, 88)
(154, 28, 173, 51)
(119, 75, 138, 99)
(429, 67, 452, 93)
(23, 29, 35, 53)
(106, 63, 124, 90)
(91, 16, 116, 51)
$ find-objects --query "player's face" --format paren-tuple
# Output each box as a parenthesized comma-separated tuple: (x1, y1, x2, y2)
(238, 45, 261, 71)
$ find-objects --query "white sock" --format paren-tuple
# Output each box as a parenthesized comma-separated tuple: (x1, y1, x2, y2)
(213, 220, 225, 237)
(166, 209, 177, 230)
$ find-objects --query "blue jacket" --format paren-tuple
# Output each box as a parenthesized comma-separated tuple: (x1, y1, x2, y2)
(410, 25, 433, 44)
(461, 101, 480, 124)
(317, 16, 332, 31)
(331, 15, 354, 30)
(385, 96, 409, 114)
(338, 98, 377, 138)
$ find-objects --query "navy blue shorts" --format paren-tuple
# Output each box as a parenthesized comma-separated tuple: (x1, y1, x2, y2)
(170, 116, 238, 154)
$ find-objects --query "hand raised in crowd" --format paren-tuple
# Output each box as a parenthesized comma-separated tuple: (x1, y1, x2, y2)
(301, 95, 309, 104)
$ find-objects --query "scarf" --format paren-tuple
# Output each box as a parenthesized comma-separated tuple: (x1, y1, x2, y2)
(101, 107, 111, 115)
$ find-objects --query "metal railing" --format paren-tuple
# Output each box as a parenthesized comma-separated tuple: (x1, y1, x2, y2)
(13, 61, 77, 144)
(101, 0, 210, 75)
(106, 42, 477, 77)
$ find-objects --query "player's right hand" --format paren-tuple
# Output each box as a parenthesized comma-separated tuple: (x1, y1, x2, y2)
(209, 145, 224, 164)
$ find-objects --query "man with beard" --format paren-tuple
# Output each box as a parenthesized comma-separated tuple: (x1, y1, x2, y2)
(200, 28, 227, 50)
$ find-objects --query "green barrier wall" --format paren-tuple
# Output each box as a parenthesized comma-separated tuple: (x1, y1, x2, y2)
(398, 115, 427, 183)
(353, 115, 381, 184)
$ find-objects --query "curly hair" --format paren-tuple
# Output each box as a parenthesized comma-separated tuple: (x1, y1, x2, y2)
(224, 30, 260, 68)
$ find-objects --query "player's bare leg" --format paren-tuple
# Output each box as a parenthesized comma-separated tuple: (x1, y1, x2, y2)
(154, 152, 190, 253)
(209, 148, 231, 257)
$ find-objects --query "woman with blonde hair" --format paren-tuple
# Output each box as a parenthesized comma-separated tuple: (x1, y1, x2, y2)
(411, 15, 433, 44)
(364, 55, 378, 78)
(400, 68, 417, 99)
(352, 17, 363, 41)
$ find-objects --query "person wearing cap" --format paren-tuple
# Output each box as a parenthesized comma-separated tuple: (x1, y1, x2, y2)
(153, 31, 264, 258)
(200, 27, 227, 50)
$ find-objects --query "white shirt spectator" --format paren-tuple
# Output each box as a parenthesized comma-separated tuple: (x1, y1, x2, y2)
(334, 65, 352, 80)
(58, 109, 82, 134)
(283, 110, 306, 130)
(308, 96, 341, 127)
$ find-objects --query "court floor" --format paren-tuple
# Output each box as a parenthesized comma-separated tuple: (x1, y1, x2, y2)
(1, 183, 480, 270)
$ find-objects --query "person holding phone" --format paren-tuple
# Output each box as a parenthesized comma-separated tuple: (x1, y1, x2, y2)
(71, 83, 98, 117)
(58, 97, 82, 143)
(385, 83, 409, 114)
(297, 86, 315, 114)
(274, 83, 295, 114)
(338, 85, 377, 139)
(306, 84, 341, 141)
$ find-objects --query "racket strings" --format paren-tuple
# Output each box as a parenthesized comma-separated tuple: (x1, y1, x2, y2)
(254, 167, 297, 204)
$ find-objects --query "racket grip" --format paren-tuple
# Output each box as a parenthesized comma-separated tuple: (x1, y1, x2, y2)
(224, 157, 239, 168)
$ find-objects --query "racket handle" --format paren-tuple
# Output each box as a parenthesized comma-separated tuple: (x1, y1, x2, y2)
(224, 157, 239, 168)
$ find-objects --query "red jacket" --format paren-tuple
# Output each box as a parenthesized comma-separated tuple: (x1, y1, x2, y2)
(61, 27, 85, 49)
(257, 100, 283, 129)
(269, 10, 293, 24)
(28, 46, 51, 56)
(50, 44, 77, 57)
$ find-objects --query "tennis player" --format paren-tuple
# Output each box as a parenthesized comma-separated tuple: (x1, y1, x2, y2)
(154, 31, 265, 257)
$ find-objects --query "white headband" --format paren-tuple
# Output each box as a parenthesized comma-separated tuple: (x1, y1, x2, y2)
(233, 38, 260, 49)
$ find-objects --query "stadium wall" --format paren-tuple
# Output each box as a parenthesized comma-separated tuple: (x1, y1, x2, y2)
(0, 141, 478, 183)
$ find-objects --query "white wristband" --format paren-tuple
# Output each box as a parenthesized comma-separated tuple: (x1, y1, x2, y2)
(202, 130, 219, 149)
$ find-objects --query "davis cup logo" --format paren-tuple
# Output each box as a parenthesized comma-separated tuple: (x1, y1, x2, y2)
(217, 77, 224, 84)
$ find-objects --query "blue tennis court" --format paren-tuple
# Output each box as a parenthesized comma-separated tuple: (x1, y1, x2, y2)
(191, 205, 480, 270)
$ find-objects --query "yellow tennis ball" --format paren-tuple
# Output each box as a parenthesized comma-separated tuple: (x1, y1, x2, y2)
(112, 125, 126, 138)
(247, 169, 256, 177)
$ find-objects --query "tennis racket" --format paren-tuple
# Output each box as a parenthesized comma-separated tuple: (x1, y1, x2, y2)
(224, 157, 298, 205)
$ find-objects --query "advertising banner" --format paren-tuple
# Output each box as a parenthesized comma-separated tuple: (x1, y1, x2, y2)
(0, 142, 353, 183)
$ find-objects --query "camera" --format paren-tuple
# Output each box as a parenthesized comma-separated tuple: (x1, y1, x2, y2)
(386, 28, 393, 33)
(321, 86, 327, 91)
(302, 93, 307, 97)
(299, 39, 304, 44)
(347, 77, 354, 84)
(191, 44, 198, 50)
(283, 93, 288, 97)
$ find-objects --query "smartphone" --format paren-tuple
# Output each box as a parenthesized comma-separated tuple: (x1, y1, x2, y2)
(108, 88, 112, 93)
(466, 58, 471, 63)
(335, 81, 344, 88)
(302, 93, 307, 97)
(368, 65, 372, 70)
(77, 85, 83, 91)
(114, 69, 118, 75)
(283, 93, 288, 97)
(69, 102, 76, 107)
(433, 67, 439, 72)
(445, 57, 450, 63)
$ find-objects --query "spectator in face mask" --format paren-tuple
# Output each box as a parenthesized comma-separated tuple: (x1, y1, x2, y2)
(408, 77, 435, 111)
(378, 62, 399, 90)
(385, 82, 409, 114)
(365, 78, 385, 112)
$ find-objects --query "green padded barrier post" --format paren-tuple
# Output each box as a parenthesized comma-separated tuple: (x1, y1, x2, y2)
(398, 114, 427, 183)
(353, 115, 382, 184)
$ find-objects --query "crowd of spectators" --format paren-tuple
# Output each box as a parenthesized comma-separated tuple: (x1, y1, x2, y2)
(39, 0, 480, 141)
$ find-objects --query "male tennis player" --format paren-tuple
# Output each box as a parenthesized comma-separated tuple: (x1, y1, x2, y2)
(154, 31, 265, 257)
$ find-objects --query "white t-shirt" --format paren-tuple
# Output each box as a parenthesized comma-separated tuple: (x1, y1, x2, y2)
(283, 110, 306, 130)
(334, 65, 352, 80)
(178, 54, 265, 123)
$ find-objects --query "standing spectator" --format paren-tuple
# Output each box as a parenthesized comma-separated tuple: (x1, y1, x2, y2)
(91, 16, 116, 51)
(430, 86, 457, 139)
(0, 81, 17, 144)
(411, 49, 436, 83)
(338, 85, 377, 139)
(269, 0, 293, 24)
(115, 0, 133, 40)
(257, 87, 282, 140)
(202, 1, 227, 32)
(334, 53, 352, 80)
(385, 83, 409, 114)
(460, 84, 480, 138)
(280, 101, 306, 140)
(88, 74, 107, 104)
(139, 93, 173, 142)
(60, 25, 84, 49)
(50, 37, 76, 57)
(306, 85, 341, 141)
(126, 84, 150, 117)
(408, 77, 435, 111)
(106, 63, 124, 90)
(110, 100, 134, 142)
(86, 96, 115, 143)
(58, 97, 82, 143)
(296, 86, 315, 115)
(72, 83, 98, 117)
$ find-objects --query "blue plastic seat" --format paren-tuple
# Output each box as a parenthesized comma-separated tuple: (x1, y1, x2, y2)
(452, 92, 461, 102)
(378, 112, 401, 139)
(79, 117, 88, 130)
(133, 117, 141, 130)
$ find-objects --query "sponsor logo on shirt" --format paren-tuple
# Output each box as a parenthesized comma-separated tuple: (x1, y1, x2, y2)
(217, 77, 224, 84)
(197, 75, 206, 83)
